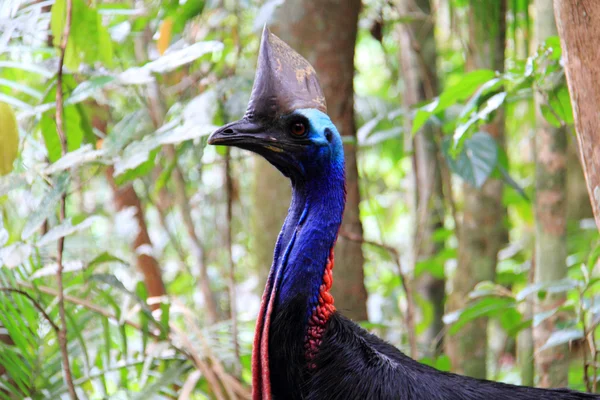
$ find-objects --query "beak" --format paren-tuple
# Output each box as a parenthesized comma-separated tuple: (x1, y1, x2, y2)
(207, 119, 267, 147)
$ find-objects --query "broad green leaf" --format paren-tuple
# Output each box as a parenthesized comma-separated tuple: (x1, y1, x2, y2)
(438, 70, 496, 111)
(40, 78, 94, 162)
(66, 76, 115, 105)
(45, 144, 105, 175)
(549, 86, 573, 125)
(87, 252, 129, 268)
(51, 0, 114, 70)
(443, 297, 516, 335)
(540, 104, 561, 128)
(103, 110, 149, 154)
(516, 278, 581, 301)
(0, 102, 19, 175)
(114, 148, 158, 185)
(453, 92, 507, 148)
(21, 172, 70, 240)
(36, 216, 99, 247)
(443, 131, 498, 188)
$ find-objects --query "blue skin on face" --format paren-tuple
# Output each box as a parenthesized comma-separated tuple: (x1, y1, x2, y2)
(292, 108, 345, 177)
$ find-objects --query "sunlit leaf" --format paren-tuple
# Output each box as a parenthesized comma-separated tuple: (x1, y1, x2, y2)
(540, 328, 583, 351)
(0, 242, 32, 267)
(36, 216, 99, 247)
(66, 76, 115, 105)
(51, 0, 114, 70)
(118, 41, 223, 84)
(21, 173, 70, 240)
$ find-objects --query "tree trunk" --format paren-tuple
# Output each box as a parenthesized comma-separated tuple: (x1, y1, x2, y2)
(554, 0, 600, 232)
(533, 2, 569, 388)
(271, 0, 368, 320)
(105, 167, 166, 306)
(92, 107, 166, 309)
(251, 158, 289, 292)
(446, 0, 507, 379)
(397, 0, 445, 353)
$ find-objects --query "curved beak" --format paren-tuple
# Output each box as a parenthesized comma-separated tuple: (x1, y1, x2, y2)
(207, 119, 267, 147)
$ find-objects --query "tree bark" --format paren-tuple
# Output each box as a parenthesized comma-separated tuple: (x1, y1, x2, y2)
(554, 0, 600, 232)
(533, 2, 569, 388)
(105, 167, 166, 306)
(93, 108, 167, 309)
(397, 0, 445, 353)
(271, 0, 368, 320)
(251, 158, 289, 292)
(446, 0, 507, 379)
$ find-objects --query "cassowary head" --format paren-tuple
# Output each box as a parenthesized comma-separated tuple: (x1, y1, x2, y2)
(208, 27, 344, 179)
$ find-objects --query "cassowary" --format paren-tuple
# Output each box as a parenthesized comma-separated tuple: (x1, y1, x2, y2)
(208, 27, 597, 400)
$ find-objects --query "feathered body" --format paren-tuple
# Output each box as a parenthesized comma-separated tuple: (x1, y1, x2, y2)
(209, 28, 598, 400)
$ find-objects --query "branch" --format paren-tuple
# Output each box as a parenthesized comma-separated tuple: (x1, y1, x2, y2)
(225, 148, 241, 375)
(0, 288, 60, 333)
(54, 0, 77, 397)
(338, 230, 418, 359)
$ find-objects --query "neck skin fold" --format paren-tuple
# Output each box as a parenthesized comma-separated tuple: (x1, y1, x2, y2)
(252, 166, 346, 400)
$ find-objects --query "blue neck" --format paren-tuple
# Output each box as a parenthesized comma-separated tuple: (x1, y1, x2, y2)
(271, 165, 346, 315)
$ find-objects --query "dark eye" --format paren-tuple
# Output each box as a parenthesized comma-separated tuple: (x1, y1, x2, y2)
(290, 121, 307, 136)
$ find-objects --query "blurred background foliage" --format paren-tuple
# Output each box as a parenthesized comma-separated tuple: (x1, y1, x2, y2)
(0, 0, 599, 398)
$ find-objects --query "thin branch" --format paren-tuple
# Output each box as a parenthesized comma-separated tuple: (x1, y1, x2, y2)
(338, 230, 417, 359)
(0, 288, 60, 333)
(225, 148, 241, 375)
(54, 0, 78, 397)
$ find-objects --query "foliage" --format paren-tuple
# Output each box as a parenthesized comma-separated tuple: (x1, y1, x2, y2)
(0, 0, 598, 398)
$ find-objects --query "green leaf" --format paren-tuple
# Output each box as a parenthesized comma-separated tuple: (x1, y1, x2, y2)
(540, 328, 583, 351)
(540, 104, 561, 128)
(51, 0, 114, 70)
(443, 297, 516, 335)
(66, 76, 115, 105)
(549, 86, 573, 125)
(114, 148, 158, 185)
(159, 302, 170, 340)
(88, 252, 129, 268)
(438, 70, 496, 111)
(443, 131, 498, 188)
(21, 173, 70, 240)
(0, 102, 19, 176)
(132, 361, 189, 400)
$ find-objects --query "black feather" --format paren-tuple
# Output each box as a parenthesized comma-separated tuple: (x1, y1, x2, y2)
(268, 295, 598, 399)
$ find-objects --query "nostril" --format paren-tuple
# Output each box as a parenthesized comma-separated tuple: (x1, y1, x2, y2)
(223, 128, 234, 135)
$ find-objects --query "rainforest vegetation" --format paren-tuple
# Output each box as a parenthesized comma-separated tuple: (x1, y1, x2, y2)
(1, 0, 600, 398)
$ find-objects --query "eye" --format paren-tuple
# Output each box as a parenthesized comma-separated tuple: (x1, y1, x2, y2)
(290, 121, 307, 137)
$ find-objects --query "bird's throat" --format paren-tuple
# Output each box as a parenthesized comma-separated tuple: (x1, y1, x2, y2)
(252, 170, 345, 400)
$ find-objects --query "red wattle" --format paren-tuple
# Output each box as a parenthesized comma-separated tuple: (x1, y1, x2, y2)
(252, 269, 276, 400)
(304, 247, 336, 368)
